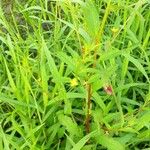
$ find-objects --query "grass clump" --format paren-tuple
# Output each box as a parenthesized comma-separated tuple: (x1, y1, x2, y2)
(0, 0, 150, 149)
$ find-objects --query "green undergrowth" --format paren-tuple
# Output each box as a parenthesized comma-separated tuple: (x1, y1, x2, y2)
(0, 0, 150, 149)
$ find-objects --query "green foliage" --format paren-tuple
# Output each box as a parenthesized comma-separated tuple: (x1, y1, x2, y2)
(0, 0, 150, 149)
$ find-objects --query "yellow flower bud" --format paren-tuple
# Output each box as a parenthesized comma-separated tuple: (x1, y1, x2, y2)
(111, 27, 119, 33)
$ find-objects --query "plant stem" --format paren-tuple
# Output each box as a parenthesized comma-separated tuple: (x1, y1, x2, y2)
(84, 0, 111, 136)
(85, 83, 92, 134)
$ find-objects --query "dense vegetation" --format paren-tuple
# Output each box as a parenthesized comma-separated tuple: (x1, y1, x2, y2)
(0, 0, 150, 149)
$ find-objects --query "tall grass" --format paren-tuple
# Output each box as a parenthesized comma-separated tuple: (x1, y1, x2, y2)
(0, 0, 150, 149)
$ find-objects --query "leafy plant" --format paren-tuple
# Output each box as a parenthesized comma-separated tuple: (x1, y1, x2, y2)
(0, 0, 150, 149)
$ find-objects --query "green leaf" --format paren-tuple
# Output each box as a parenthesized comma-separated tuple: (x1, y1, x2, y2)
(72, 131, 97, 150)
(58, 114, 80, 137)
(0, 94, 38, 110)
(57, 51, 75, 71)
(40, 42, 49, 106)
(92, 92, 106, 112)
(127, 29, 139, 43)
(3, 58, 17, 93)
(99, 50, 121, 62)
(95, 133, 125, 150)
(0, 126, 10, 150)
(82, 0, 99, 38)
(42, 38, 61, 83)
(66, 92, 85, 99)
(135, 111, 150, 130)
(122, 53, 150, 83)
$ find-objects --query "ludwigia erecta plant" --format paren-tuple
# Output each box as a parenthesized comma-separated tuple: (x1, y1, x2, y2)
(0, 0, 150, 149)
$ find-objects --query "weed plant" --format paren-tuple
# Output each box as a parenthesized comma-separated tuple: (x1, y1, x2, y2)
(0, 0, 150, 149)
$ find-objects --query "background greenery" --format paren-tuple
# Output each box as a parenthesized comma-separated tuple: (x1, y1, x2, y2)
(0, 0, 150, 149)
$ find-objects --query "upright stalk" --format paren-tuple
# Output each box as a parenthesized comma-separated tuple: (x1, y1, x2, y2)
(85, 84, 92, 134)
(85, 0, 111, 135)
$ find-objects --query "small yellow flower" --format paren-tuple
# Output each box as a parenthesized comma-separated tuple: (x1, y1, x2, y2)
(111, 27, 119, 33)
(70, 78, 78, 87)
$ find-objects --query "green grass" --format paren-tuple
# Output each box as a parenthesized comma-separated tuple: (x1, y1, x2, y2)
(0, 0, 150, 149)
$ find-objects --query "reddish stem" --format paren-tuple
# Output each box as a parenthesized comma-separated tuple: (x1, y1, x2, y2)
(85, 84, 92, 134)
